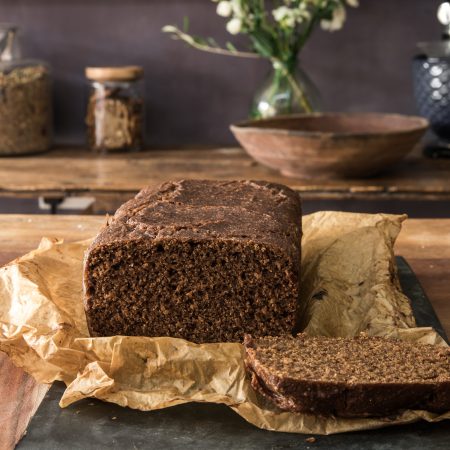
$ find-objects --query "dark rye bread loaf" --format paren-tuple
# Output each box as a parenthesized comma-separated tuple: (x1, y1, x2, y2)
(84, 180, 302, 343)
(244, 334, 450, 417)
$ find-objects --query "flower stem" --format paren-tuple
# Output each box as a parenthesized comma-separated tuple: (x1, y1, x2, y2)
(272, 59, 314, 114)
(162, 26, 260, 59)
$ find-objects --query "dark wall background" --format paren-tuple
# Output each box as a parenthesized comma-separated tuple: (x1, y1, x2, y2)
(0, 0, 443, 146)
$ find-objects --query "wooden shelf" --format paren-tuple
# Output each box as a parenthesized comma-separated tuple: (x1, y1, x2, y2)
(0, 147, 449, 212)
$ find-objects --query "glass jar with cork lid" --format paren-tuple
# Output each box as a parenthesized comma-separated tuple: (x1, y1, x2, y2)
(85, 66, 144, 153)
(0, 24, 53, 155)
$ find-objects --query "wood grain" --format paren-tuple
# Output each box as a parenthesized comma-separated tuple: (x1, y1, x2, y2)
(0, 148, 449, 213)
(0, 214, 448, 449)
(396, 219, 450, 336)
(0, 215, 103, 266)
(0, 357, 48, 450)
(0, 215, 102, 450)
(398, 219, 450, 259)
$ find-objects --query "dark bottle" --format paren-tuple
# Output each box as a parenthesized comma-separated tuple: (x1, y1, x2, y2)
(413, 2, 450, 157)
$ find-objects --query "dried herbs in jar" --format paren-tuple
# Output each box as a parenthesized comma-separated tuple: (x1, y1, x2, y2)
(0, 25, 52, 155)
(85, 66, 144, 153)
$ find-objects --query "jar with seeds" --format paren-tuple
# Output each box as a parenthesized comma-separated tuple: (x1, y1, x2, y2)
(85, 66, 144, 153)
(0, 24, 53, 155)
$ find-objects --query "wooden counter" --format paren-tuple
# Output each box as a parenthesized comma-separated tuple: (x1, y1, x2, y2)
(0, 214, 449, 449)
(0, 148, 449, 212)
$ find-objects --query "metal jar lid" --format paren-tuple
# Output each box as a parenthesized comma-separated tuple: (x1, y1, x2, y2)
(85, 66, 144, 82)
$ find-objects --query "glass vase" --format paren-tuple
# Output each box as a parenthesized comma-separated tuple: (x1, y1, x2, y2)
(251, 62, 322, 119)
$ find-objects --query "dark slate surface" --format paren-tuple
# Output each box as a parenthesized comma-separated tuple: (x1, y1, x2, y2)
(17, 257, 450, 449)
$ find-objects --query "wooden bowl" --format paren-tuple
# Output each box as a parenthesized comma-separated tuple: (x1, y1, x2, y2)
(230, 113, 429, 179)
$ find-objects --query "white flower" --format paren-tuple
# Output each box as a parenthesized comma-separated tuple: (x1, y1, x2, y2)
(273, 6, 295, 28)
(346, 0, 359, 7)
(226, 17, 243, 35)
(273, 6, 290, 22)
(230, 0, 244, 18)
(216, 1, 232, 18)
(272, 5, 308, 29)
(321, 4, 346, 31)
(438, 2, 450, 26)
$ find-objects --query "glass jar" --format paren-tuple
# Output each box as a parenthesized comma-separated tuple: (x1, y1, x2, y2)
(0, 24, 52, 155)
(85, 66, 144, 153)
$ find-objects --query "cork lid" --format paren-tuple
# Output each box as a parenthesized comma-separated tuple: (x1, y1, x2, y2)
(85, 66, 144, 81)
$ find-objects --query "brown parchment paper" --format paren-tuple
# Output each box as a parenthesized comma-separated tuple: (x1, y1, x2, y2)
(0, 211, 449, 435)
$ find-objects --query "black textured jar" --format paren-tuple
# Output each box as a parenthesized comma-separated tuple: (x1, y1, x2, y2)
(412, 55, 450, 140)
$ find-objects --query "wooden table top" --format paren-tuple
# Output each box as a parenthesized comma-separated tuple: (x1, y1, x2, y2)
(1, 214, 449, 449)
(0, 148, 450, 212)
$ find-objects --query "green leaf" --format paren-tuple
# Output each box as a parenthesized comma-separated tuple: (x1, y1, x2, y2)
(226, 42, 238, 52)
(207, 37, 219, 47)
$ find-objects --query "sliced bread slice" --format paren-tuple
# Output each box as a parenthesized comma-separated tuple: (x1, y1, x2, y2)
(244, 334, 450, 417)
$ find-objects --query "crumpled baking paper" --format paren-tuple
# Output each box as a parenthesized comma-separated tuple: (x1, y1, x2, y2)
(0, 211, 449, 435)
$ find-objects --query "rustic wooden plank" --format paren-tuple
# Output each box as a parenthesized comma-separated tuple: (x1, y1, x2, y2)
(0, 148, 449, 204)
(0, 356, 49, 450)
(0, 215, 102, 450)
(398, 219, 450, 260)
(404, 259, 450, 336)
(395, 220, 450, 335)
(0, 215, 103, 266)
(0, 214, 448, 449)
